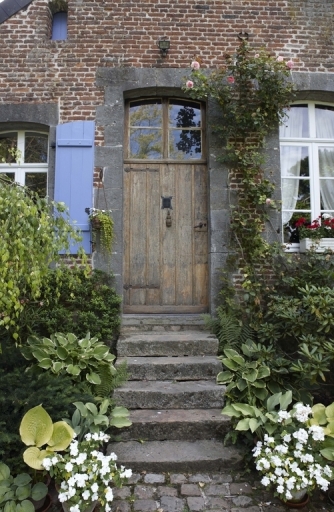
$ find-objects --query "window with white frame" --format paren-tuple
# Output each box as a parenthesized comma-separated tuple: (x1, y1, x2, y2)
(0, 131, 48, 196)
(280, 102, 334, 246)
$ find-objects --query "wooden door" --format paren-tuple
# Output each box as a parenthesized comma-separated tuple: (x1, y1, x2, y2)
(123, 162, 208, 313)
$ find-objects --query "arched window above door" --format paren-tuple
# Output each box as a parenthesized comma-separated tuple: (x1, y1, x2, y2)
(125, 98, 205, 162)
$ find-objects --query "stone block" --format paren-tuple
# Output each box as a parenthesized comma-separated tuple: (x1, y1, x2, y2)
(144, 474, 165, 484)
(160, 496, 185, 512)
(134, 486, 155, 499)
(180, 484, 202, 496)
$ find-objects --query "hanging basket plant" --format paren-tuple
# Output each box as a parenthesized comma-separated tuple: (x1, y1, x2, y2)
(88, 208, 114, 256)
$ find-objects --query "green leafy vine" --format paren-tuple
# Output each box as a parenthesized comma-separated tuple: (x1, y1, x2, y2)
(184, 41, 295, 282)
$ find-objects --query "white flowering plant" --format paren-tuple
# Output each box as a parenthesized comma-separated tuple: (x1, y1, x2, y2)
(42, 432, 132, 512)
(253, 403, 333, 502)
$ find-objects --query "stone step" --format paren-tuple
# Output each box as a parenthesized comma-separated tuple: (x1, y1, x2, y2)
(116, 356, 222, 381)
(113, 380, 225, 410)
(117, 331, 218, 357)
(121, 314, 207, 333)
(108, 440, 243, 472)
(118, 409, 230, 441)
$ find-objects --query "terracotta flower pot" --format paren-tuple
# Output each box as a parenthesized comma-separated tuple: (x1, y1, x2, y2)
(281, 492, 309, 509)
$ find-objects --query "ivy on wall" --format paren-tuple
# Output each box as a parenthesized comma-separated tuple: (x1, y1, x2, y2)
(184, 41, 295, 286)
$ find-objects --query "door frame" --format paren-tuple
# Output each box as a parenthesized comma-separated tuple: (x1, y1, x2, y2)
(123, 96, 208, 313)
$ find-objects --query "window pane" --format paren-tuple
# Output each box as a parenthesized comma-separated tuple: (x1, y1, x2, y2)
(315, 105, 334, 139)
(25, 173, 47, 196)
(280, 105, 309, 138)
(129, 100, 162, 127)
(0, 133, 17, 163)
(282, 178, 310, 210)
(0, 172, 15, 182)
(169, 100, 201, 128)
(283, 213, 311, 244)
(319, 147, 334, 210)
(25, 133, 48, 163)
(52, 11, 68, 41)
(129, 128, 162, 159)
(319, 147, 334, 177)
(280, 146, 309, 177)
(169, 129, 202, 159)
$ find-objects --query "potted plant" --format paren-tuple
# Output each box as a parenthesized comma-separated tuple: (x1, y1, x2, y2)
(0, 462, 48, 512)
(253, 402, 333, 507)
(87, 208, 114, 256)
(42, 432, 132, 512)
(293, 214, 334, 252)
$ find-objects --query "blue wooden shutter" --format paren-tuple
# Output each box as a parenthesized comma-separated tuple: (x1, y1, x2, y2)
(51, 12, 68, 40)
(54, 121, 94, 254)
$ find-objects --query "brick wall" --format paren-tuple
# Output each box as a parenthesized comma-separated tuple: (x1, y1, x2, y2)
(0, 0, 333, 124)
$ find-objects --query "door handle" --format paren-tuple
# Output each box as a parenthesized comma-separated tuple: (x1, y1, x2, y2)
(166, 210, 172, 227)
(194, 222, 207, 228)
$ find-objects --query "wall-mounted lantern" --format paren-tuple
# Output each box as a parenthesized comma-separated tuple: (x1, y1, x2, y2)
(157, 38, 170, 57)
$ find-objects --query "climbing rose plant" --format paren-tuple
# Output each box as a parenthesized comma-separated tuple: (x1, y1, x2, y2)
(183, 41, 295, 269)
(0, 176, 86, 342)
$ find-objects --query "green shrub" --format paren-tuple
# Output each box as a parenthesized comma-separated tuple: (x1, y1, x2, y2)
(3, 267, 121, 348)
(0, 348, 94, 474)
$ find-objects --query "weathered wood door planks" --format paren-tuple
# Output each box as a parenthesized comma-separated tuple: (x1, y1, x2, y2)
(123, 163, 208, 313)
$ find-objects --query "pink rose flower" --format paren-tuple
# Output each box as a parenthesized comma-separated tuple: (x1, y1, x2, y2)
(265, 198, 272, 205)
(186, 80, 194, 88)
(276, 56, 284, 62)
(227, 76, 235, 84)
(254, 54, 259, 58)
(191, 61, 200, 70)
(286, 60, 294, 69)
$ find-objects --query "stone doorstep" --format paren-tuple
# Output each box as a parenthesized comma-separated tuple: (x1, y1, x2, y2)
(117, 409, 231, 442)
(117, 331, 218, 357)
(107, 440, 244, 473)
(116, 356, 222, 381)
(113, 380, 225, 410)
(120, 314, 207, 333)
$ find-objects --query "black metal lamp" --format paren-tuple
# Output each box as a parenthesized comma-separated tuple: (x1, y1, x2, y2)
(157, 38, 170, 57)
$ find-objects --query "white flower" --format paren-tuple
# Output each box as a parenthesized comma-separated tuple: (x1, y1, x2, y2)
(309, 425, 325, 441)
(120, 469, 132, 479)
(82, 490, 90, 501)
(91, 483, 99, 493)
(293, 404, 312, 423)
(293, 428, 309, 444)
(70, 506, 80, 512)
(65, 462, 73, 472)
(42, 458, 52, 471)
(261, 476, 271, 487)
(92, 493, 98, 501)
(277, 410, 290, 422)
(283, 434, 291, 443)
(105, 487, 114, 501)
(58, 493, 68, 503)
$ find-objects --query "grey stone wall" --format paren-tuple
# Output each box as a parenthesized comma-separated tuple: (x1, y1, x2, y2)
(94, 69, 334, 312)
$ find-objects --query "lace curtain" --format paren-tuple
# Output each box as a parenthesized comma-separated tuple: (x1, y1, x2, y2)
(280, 108, 305, 224)
(316, 108, 334, 211)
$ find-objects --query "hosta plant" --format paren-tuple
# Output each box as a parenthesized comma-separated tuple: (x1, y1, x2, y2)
(20, 405, 74, 470)
(0, 463, 48, 512)
(222, 390, 293, 440)
(21, 332, 116, 393)
(63, 400, 131, 442)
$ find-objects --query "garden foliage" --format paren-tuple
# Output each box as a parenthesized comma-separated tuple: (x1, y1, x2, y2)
(0, 177, 86, 341)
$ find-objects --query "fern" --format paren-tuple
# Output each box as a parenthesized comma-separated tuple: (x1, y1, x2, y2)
(205, 307, 255, 354)
(94, 361, 128, 398)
